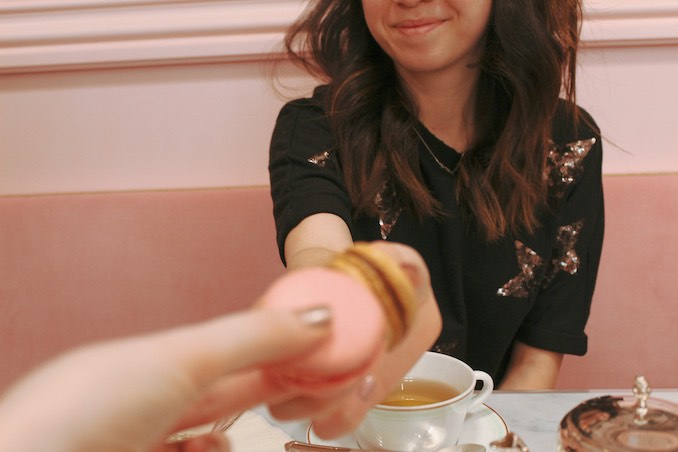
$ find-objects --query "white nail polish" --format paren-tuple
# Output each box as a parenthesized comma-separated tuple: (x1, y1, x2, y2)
(296, 306, 332, 327)
(357, 374, 377, 401)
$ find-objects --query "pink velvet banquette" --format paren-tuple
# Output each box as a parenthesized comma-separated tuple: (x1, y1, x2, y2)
(1, 175, 677, 392)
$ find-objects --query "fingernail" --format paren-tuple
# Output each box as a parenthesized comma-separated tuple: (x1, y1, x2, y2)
(295, 306, 332, 328)
(357, 374, 377, 402)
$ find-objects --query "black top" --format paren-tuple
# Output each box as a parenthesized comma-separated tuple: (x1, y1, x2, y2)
(269, 86, 604, 384)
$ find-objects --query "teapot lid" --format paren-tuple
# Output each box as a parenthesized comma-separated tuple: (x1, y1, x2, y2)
(559, 376, 678, 451)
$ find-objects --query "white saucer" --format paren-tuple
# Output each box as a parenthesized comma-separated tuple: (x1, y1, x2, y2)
(307, 404, 508, 449)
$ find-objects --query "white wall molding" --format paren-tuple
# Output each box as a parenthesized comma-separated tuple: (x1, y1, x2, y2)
(582, 0, 678, 48)
(0, 0, 306, 74)
(1, 0, 677, 73)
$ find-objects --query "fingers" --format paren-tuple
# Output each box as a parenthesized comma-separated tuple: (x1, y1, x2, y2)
(287, 373, 380, 439)
(141, 303, 333, 434)
(311, 402, 371, 439)
(265, 376, 365, 426)
(309, 245, 442, 439)
(267, 383, 371, 439)
(268, 394, 343, 422)
(266, 349, 382, 439)
(171, 369, 298, 431)
(369, 241, 432, 304)
(172, 241, 437, 440)
(260, 242, 439, 439)
(166, 241, 440, 441)
(152, 305, 333, 392)
(0, 304, 332, 450)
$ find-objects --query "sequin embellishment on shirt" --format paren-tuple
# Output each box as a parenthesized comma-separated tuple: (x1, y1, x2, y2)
(497, 241, 544, 298)
(375, 179, 402, 240)
(307, 150, 332, 167)
(432, 340, 460, 356)
(542, 220, 585, 287)
(546, 138, 596, 198)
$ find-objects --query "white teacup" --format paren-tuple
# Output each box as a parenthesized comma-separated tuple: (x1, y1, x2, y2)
(354, 351, 493, 451)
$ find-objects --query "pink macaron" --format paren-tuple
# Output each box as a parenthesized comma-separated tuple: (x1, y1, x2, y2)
(258, 267, 387, 395)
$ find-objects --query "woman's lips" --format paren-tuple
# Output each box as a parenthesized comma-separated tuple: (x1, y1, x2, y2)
(395, 19, 445, 36)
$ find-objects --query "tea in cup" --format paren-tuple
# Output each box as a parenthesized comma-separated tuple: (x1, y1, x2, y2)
(354, 351, 493, 451)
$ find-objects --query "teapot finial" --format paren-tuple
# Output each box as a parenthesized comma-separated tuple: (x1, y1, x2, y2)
(633, 375, 651, 425)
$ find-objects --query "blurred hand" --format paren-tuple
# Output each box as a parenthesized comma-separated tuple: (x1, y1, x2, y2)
(0, 306, 332, 452)
(0, 242, 440, 451)
(267, 241, 442, 439)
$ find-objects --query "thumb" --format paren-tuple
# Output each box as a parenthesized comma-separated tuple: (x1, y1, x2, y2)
(149, 305, 332, 391)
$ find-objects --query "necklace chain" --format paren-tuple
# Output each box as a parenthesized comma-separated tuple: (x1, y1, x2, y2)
(414, 128, 463, 176)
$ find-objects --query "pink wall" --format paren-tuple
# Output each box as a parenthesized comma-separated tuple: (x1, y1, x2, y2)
(1, 0, 677, 196)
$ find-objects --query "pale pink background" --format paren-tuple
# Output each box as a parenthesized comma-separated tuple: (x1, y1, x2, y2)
(0, 0, 677, 196)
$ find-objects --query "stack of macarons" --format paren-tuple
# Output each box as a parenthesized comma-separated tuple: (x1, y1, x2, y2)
(259, 242, 418, 394)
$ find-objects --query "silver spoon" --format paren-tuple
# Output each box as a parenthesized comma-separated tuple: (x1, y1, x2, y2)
(211, 411, 243, 433)
(166, 411, 243, 443)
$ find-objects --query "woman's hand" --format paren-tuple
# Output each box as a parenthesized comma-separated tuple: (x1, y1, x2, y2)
(0, 306, 332, 452)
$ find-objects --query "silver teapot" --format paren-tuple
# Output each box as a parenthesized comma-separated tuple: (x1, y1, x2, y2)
(558, 376, 678, 451)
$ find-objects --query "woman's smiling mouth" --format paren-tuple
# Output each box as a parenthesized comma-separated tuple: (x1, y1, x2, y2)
(395, 19, 445, 36)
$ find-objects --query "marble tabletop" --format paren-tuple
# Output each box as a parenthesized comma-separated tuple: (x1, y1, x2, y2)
(486, 389, 678, 450)
(258, 388, 678, 450)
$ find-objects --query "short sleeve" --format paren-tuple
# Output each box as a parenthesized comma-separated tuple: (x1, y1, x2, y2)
(516, 107, 605, 355)
(268, 91, 353, 264)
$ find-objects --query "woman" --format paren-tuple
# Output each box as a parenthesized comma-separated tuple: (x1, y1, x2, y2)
(269, 0, 604, 389)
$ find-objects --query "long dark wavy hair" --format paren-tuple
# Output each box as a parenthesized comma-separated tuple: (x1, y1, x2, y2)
(283, 0, 583, 240)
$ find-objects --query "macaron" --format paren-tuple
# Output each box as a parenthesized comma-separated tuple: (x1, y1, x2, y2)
(328, 242, 418, 349)
(259, 243, 418, 394)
